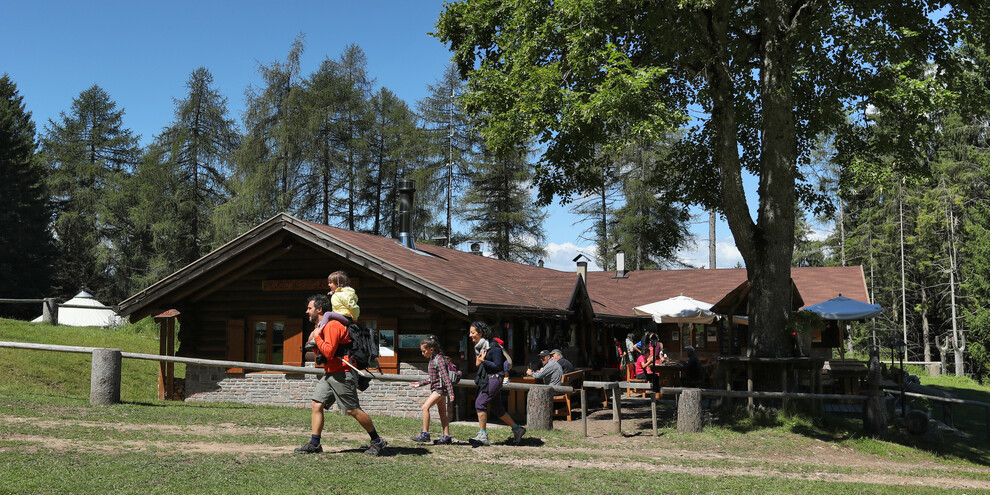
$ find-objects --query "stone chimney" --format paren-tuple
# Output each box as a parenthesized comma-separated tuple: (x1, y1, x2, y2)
(573, 254, 589, 283)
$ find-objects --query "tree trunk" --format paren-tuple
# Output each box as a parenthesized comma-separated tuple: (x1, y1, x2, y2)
(706, 2, 797, 361)
(526, 385, 554, 431)
(677, 388, 703, 433)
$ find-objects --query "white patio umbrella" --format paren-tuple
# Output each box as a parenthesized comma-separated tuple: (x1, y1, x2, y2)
(802, 295, 882, 359)
(633, 295, 717, 324)
(634, 295, 716, 357)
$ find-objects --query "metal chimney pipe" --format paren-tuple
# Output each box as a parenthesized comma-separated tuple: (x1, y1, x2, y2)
(615, 250, 626, 278)
(398, 180, 416, 250)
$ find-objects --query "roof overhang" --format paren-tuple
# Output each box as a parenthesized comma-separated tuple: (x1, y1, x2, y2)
(118, 213, 473, 320)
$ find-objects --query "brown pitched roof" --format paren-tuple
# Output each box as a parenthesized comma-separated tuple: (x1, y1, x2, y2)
(118, 213, 870, 321)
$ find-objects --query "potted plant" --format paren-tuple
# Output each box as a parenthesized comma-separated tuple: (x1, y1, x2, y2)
(787, 310, 823, 356)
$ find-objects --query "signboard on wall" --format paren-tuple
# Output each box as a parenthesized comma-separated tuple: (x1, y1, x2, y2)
(262, 278, 361, 291)
(399, 334, 431, 349)
(261, 279, 326, 291)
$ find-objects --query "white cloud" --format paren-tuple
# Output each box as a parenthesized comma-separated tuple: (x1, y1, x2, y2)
(542, 242, 602, 271)
(676, 237, 744, 269)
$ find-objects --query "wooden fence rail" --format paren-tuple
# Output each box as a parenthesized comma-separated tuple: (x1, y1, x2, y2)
(0, 298, 58, 324)
(8, 340, 983, 441)
(0, 341, 570, 429)
(883, 387, 990, 441)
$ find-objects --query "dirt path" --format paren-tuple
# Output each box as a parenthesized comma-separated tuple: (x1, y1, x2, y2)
(3, 413, 989, 490)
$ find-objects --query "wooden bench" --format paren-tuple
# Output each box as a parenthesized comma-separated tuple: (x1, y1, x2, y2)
(553, 370, 585, 421)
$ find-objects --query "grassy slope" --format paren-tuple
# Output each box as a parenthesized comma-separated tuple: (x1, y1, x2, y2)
(1, 319, 988, 494)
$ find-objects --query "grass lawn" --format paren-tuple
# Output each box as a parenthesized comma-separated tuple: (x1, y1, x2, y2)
(2, 319, 989, 494)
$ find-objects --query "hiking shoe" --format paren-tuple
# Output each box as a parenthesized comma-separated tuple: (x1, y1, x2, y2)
(411, 431, 431, 443)
(512, 426, 527, 445)
(294, 442, 323, 454)
(433, 434, 453, 445)
(468, 430, 489, 446)
(365, 438, 387, 457)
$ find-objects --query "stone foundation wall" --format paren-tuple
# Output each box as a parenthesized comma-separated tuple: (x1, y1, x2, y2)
(185, 362, 450, 419)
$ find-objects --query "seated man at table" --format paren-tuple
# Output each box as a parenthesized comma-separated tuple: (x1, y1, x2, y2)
(526, 350, 563, 386)
(681, 345, 703, 386)
(550, 349, 576, 373)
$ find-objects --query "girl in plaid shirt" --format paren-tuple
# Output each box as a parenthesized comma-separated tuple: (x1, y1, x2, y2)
(409, 336, 455, 444)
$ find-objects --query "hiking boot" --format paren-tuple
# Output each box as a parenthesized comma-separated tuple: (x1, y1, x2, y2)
(411, 431, 431, 443)
(294, 442, 323, 454)
(365, 438, 387, 457)
(512, 426, 527, 445)
(468, 430, 489, 446)
(433, 434, 453, 445)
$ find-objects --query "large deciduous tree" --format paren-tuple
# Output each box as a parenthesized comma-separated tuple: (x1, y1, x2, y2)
(436, 0, 989, 357)
(0, 74, 55, 305)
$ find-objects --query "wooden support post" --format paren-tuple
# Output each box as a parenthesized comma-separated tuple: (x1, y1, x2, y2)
(90, 348, 121, 405)
(651, 398, 658, 436)
(942, 403, 954, 429)
(677, 388, 703, 432)
(863, 352, 887, 439)
(781, 367, 788, 412)
(611, 387, 622, 434)
(747, 362, 754, 415)
(580, 389, 588, 437)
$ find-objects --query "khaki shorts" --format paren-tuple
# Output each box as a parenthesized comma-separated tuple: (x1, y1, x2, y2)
(313, 371, 361, 412)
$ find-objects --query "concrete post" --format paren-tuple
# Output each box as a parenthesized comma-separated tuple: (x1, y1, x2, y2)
(91, 348, 122, 405)
(42, 298, 57, 325)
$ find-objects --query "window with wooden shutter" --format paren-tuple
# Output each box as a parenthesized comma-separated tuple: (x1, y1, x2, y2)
(226, 319, 246, 373)
(282, 318, 304, 367)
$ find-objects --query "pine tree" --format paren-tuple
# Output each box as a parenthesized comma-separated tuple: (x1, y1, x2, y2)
(131, 68, 239, 287)
(42, 85, 141, 301)
(461, 145, 547, 263)
(0, 74, 55, 307)
(218, 37, 307, 240)
(364, 87, 425, 236)
(418, 65, 480, 246)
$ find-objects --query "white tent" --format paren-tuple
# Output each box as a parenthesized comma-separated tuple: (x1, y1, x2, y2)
(802, 295, 883, 320)
(633, 295, 717, 324)
(32, 291, 125, 327)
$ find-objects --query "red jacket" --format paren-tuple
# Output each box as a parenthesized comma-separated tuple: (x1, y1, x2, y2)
(314, 318, 352, 373)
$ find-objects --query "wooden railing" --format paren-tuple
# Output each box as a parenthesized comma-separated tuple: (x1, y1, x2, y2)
(0, 341, 571, 430)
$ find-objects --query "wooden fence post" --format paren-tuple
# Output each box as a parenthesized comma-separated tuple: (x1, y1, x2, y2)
(580, 389, 587, 437)
(90, 348, 121, 405)
(611, 386, 622, 434)
(677, 388, 703, 433)
(526, 385, 554, 430)
(942, 403, 954, 429)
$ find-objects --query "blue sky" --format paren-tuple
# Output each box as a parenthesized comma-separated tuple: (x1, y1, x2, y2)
(2, 0, 748, 271)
